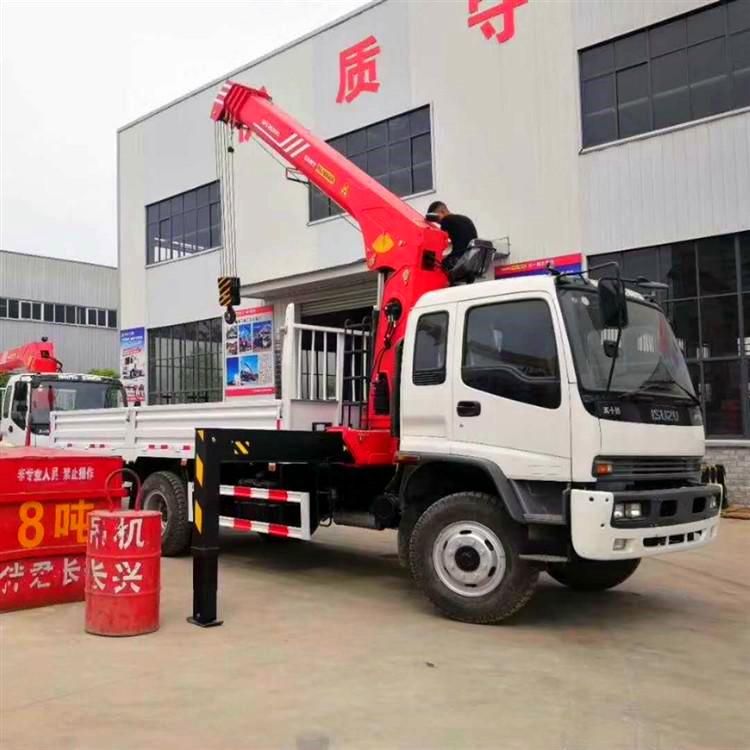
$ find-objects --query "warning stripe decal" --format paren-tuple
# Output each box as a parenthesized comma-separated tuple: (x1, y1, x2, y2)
(219, 516, 294, 538)
(219, 484, 296, 503)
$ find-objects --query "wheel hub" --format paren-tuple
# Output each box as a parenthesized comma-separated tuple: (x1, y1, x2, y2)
(432, 521, 506, 598)
(455, 546, 481, 572)
(143, 491, 168, 534)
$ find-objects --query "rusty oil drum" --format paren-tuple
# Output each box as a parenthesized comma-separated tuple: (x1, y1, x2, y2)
(85, 509, 161, 636)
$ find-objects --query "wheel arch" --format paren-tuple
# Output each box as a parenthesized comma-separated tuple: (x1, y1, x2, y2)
(400, 456, 525, 523)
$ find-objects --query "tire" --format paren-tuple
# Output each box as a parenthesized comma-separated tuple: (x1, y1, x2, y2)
(141, 471, 191, 556)
(397, 505, 423, 568)
(409, 492, 538, 624)
(547, 557, 641, 592)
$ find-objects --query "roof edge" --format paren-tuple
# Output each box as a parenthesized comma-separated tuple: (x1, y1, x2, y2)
(117, 0, 384, 134)
(0, 249, 117, 270)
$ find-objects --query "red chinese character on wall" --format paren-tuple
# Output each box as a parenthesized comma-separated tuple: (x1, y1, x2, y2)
(336, 35, 381, 104)
(468, 0, 528, 44)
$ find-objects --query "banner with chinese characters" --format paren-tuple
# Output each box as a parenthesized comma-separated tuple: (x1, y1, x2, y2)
(224, 304, 275, 398)
(119, 327, 146, 405)
(0, 452, 123, 612)
(496, 253, 583, 279)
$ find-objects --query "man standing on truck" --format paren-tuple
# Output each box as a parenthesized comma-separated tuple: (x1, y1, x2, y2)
(426, 201, 478, 272)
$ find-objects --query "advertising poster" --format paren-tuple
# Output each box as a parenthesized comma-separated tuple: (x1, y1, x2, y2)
(224, 305, 275, 398)
(119, 327, 146, 405)
(496, 252, 583, 279)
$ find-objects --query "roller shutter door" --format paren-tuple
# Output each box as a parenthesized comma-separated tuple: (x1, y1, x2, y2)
(298, 277, 378, 318)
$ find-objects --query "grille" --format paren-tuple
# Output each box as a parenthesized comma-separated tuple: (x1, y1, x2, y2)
(601, 456, 702, 479)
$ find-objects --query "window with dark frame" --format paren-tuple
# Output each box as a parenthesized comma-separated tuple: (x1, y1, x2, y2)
(146, 181, 222, 265)
(147, 318, 223, 405)
(462, 300, 561, 410)
(579, 0, 750, 148)
(0, 297, 119, 329)
(589, 230, 750, 437)
(413, 312, 449, 385)
(309, 106, 433, 222)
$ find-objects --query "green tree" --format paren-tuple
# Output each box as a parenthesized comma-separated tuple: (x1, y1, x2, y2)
(89, 368, 119, 379)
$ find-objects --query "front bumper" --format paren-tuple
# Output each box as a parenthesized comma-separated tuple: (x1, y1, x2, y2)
(569, 485, 722, 561)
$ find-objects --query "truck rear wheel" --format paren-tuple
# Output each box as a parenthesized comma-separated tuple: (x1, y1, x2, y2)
(409, 492, 538, 624)
(141, 471, 191, 556)
(547, 557, 641, 591)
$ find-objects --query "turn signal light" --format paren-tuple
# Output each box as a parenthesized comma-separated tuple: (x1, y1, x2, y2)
(594, 461, 614, 476)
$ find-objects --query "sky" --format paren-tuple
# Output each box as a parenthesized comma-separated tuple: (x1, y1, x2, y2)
(0, 0, 369, 267)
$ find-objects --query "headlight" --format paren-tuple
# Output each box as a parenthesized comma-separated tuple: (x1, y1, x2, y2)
(613, 503, 625, 519)
(708, 496, 719, 510)
(690, 406, 704, 426)
(625, 502, 643, 518)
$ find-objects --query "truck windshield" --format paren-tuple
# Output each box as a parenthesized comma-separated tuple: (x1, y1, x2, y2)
(558, 287, 697, 402)
(30, 381, 126, 432)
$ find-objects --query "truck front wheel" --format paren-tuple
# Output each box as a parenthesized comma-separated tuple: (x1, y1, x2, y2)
(409, 492, 538, 624)
(141, 471, 191, 556)
(547, 557, 641, 591)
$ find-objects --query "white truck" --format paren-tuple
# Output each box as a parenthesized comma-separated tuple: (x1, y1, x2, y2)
(1, 372, 127, 448)
(46, 281, 721, 622)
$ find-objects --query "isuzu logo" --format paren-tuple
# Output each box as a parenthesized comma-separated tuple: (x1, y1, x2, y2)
(651, 408, 680, 424)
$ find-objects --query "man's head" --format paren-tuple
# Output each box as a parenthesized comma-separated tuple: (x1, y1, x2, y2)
(427, 201, 449, 221)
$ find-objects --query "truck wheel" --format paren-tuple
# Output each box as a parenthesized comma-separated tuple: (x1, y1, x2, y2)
(397, 505, 423, 568)
(409, 492, 538, 624)
(141, 471, 191, 556)
(547, 557, 641, 591)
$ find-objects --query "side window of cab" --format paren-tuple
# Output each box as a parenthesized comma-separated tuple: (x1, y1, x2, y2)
(462, 299, 561, 409)
(413, 312, 449, 385)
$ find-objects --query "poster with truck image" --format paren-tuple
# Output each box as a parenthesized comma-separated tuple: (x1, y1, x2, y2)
(119, 327, 147, 405)
(224, 304, 275, 398)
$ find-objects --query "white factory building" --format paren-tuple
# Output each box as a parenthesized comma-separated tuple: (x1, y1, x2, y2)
(0, 250, 119, 373)
(117, 0, 750, 497)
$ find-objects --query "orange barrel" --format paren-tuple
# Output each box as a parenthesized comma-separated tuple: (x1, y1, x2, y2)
(85, 509, 161, 636)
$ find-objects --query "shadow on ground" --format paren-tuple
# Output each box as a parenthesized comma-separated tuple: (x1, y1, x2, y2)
(214, 529, 693, 628)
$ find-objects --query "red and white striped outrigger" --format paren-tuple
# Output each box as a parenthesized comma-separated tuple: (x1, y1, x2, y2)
(189, 482, 311, 540)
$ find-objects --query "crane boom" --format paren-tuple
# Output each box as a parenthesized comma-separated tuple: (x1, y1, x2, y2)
(211, 82, 451, 452)
(0, 340, 61, 374)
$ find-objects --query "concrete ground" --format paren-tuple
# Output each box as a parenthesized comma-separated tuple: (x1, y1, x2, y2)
(1, 520, 748, 750)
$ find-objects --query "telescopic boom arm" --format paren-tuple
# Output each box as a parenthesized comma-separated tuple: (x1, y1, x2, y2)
(211, 82, 450, 438)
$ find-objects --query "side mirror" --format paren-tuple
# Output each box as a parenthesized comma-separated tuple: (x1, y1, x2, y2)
(598, 278, 628, 329)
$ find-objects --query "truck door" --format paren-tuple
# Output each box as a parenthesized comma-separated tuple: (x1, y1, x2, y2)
(1, 381, 29, 446)
(400, 306, 454, 450)
(451, 293, 571, 480)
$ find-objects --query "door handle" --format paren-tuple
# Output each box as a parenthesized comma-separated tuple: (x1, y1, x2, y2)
(457, 401, 481, 417)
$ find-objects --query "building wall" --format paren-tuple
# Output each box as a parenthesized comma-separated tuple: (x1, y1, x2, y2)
(705, 445, 750, 507)
(0, 250, 119, 372)
(118, 0, 584, 318)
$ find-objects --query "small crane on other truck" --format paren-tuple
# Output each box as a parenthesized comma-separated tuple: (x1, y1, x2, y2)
(0, 339, 127, 448)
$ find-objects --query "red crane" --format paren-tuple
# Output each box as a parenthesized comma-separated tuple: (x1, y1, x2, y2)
(0, 340, 62, 375)
(211, 82, 452, 464)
